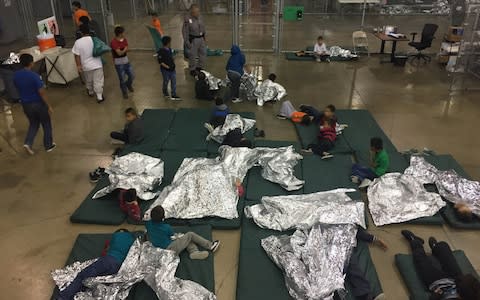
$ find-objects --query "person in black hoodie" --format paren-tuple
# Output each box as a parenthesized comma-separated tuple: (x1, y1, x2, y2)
(195, 72, 215, 100)
(226, 45, 246, 103)
(110, 107, 144, 145)
(157, 36, 180, 100)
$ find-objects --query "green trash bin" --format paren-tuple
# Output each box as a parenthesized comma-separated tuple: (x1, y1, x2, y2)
(283, 6, 304, 21)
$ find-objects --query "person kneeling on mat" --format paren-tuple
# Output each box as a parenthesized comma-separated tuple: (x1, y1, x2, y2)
(118, 188, 141, 222)
(302, 113, 336, 159)
(276, 100, 313, 125)
(351, 137, 389, 187)
(110, 107, 144, 145)
(401, 230, 480, 300)
(146, 206, 220, 260)
(57, 230, 135, 300)
(195, 71, 216, 100)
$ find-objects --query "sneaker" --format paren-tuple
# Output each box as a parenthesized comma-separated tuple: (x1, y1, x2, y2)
(232, 98, 243, 103)
(401, 230, 424, 244)
(301, 148, 313, 155)
(127, 85, 134, 93)
(351, 175, 360, 184)
(125, 201, 141, 222)
(122, 92, 128, 99)
(189, 250, 209, 260)
(23, 144, 35, 155)
(321, 153, 334, 159)
(374, 293, 386, 300)
(204, 122, 214, 133)
(359, 178, 372, 188)
(89, 172, 100, 183)
(46, 143, 57, 152)
(276, 114, 288, 120)
(170, 95, 182, 101)
(326, 58, 331, 63)
(210, 240, 221, 252)
(428, 237, 438, 250)
(97, 96, 105, 103)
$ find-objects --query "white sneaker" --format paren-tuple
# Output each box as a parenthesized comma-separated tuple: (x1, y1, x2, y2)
(321, 153, 334, 159)
(359, 178, 373, 188)
(232, 98, 243, 103)
(189, 251, 209, 260)
(351, 175, 360, 184)
(23, 144, 34, 155)
(210, 240, 221, 252)
(204, 122, 214, 133)
(374, 293, 386, 300)
(301, 149, 313, 155)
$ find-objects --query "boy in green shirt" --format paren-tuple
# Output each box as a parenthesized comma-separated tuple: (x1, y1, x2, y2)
(351, 137, 389, 186)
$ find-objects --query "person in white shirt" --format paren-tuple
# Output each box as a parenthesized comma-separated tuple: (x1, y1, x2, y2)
(72, 24, 105, 103)
(313, 36, 330, 63)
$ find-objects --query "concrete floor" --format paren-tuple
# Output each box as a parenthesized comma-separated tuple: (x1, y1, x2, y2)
(1, 11, 480, 300)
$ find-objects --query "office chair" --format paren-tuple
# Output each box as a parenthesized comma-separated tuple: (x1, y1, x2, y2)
(408, 24, 439, 63)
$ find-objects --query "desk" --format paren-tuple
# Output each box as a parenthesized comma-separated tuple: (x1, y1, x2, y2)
(373, 33, 410, 63)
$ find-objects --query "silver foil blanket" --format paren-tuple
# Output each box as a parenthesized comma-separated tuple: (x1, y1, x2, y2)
(254, 79, 287, 107)
(239, 72, 258, 101)
(406, 156, 480, 217)
(210, 114, 256, 144)
(1, 52, 20, 64)
(93, 152, 164, 200)
(367, 172, 446, 226)
(329, 46, 357, 58)
(200, 70, 222, 90)
(245, 189, 365, 231)
(51, 240, 216, 300)
(144, 146, 304, 220)
(262, 224, 358, 300)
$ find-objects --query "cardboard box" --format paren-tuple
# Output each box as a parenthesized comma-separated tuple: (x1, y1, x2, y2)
(445, 26, 464, 42)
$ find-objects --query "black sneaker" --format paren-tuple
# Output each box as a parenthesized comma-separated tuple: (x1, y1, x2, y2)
(401, 230, 424, 244)
(276, 114, 288, 120)
(89, 171, 100, 183)
(428, 237, 438, 250)
(210, 240, 220, 252)
(170, 95, 181, 101)
(127, 85, 134, 93)
(46, 143, 57, 152)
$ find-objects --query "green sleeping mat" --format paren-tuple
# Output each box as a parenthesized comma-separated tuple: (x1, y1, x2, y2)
(70, 177, 127, 225)
(206, 112, 256, 155)
(236, 214, 383, 300)
(405, 154, 480, 229)
(293, 122, 352, 153)
(163, 108, 211, 151)
(336, 110, 408, 172)
(121, 109, 176, 157)
(395, 250, 479, 300)
(246, 141, 303, 201)
(51, 225, 215, 300)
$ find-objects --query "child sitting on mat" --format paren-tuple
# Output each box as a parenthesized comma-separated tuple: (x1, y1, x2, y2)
(118, 188, 141, 222)
(146, 206, 220, 260)
(314, 36, 330, 63)
(195, 71, 215, 100)
(302, 114, 336, 159)
(110, 107, 144, 145)
(351, 137, 389, 187)
(401, 230, 480, 300)
(276, 100, 313, 125)
(58, 230, 135, 300)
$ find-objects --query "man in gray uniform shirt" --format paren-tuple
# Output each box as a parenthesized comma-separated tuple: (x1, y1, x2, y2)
(183, 4, 207, 76)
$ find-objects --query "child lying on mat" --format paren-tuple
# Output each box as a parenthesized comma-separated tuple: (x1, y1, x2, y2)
(351, 137, 389, 187)
(145, 206, 220, 260)
(110, 107, 144, 145)
(302, 114, 337, 159)
(454, 203, 477, 223)
(401, 230, 480, 300)
(276, 100, 313, 125)
(57, 230, 135, 300)
(299, 104, 337, 125)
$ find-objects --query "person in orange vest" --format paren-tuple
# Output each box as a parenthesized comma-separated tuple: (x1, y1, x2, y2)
(72, 1, 91, 27)
(151, 12, 164, 36)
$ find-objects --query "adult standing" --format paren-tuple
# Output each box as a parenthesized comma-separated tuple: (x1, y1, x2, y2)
(72, 1, 91, 27)
(73, 24, 105, 103)
(225, 45, 245, 103)
(13, 54, 55, 155)
(182, 4, 207, 76)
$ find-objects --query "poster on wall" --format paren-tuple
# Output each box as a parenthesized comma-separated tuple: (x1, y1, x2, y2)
(37, 16, 59, 35)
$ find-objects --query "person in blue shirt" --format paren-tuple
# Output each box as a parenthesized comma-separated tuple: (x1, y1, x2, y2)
(58, 231, 135, 300)
(13, 54, 55, 155)
(225, 45, 246, 103)
(146, 206, 220, 260)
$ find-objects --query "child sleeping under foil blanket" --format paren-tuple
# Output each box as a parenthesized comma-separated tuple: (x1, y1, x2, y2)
(144, 145, 304, 221)
(244, 189, 368, 299)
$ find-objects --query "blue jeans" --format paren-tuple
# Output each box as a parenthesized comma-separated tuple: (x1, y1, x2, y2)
(161, 69, 176, 96)
(22, 102, 53, 149)
(114, 63, 134, 94)
(351, 163, 378, 181)
(59, 255, 121, 300)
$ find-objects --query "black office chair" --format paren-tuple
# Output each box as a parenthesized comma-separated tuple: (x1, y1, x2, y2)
(408, 24, 439, 63)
